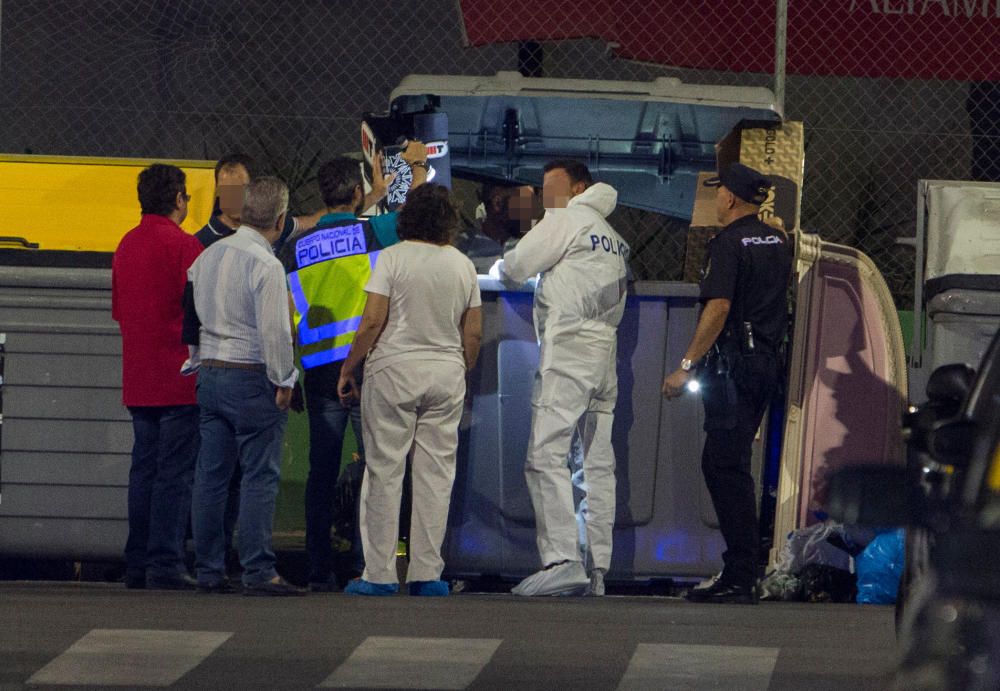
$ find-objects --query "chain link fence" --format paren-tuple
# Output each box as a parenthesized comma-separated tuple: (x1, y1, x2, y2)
(2, 1, 998, 303)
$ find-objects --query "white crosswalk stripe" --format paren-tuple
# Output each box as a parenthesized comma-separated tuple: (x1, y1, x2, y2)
(23, 629, 783, 689)
(318, 636, 502, 689)
(616, 643, 780, 691)
(26, 628, 232, 687)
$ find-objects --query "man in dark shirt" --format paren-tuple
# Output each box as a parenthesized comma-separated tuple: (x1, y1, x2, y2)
(195, 153, 325, 254)
(663, 162, 792, 604)
(456, 183, 542, 273)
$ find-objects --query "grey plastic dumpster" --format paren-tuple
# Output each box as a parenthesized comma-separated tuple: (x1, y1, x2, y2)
(0, 261, 130, 559)
(911, 180, 1000, 402)
(444, 279, 730, 582)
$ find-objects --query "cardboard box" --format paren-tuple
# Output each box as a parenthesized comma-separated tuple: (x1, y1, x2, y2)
(684, 121, 805, 282)
(718, 120, 805, 232)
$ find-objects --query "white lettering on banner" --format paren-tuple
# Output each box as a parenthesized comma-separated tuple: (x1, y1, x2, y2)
(884, 0, 905, 15)
(743, 235, 784, 247)
(850, 0, 1000, 17)
(296, 223, 368, 269)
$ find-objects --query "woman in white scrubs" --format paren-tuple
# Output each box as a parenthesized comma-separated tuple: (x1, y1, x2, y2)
(337, 184, 482, 596)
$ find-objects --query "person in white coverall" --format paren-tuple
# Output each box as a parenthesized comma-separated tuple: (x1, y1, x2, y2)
(490, 159, 630, 597)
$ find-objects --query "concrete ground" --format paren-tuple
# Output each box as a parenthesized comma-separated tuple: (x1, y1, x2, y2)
(0, 582, 896, 690)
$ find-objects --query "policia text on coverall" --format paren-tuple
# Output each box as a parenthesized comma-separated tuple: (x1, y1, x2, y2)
(663, 162, 792, 605)
(491, 160, 630, 597)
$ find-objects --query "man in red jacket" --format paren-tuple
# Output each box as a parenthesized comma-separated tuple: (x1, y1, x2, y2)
(112, 164, 203, 589)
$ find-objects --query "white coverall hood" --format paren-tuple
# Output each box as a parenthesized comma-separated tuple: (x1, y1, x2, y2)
(567, 181, 618, 219)
(497, 181, 629, 345)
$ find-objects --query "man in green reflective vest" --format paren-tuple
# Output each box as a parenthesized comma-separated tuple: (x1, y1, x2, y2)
(280, 145, 428, 591)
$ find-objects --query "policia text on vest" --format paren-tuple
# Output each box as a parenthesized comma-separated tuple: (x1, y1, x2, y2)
(295, 225, 368, 269)
(281, 214, 398, 371)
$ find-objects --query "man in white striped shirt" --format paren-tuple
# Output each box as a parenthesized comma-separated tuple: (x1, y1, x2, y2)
(187, 176, 302, 596)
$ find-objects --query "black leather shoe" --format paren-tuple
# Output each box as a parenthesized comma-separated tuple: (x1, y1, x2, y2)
(124, 574, 146, 590)
(225, 550, 242, 578)
(197, 579, 238, 594)
(685, 580, 758, 605)
(147, 574, 197, 591)
(309, 577, 340, 593)
(243, 576, 306, 597)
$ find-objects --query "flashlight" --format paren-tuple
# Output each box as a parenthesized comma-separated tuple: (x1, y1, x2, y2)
(686, 379, 701, 393)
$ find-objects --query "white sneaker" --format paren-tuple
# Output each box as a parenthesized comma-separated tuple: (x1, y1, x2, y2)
(693, 571, 722, 591)
(586, 568, 606, 597)
(511, 561, 589, 597)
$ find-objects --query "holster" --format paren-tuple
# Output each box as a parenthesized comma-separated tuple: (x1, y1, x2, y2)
(699, 342, 740, 431)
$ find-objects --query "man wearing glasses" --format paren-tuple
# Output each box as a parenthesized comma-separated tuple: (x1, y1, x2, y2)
(112, 163, 204, 590)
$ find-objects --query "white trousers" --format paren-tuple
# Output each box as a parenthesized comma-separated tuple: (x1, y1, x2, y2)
(359, 359, 466, 584)
(525, 337, 618, 571)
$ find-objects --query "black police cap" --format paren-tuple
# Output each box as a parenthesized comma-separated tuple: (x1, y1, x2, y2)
(703, 162, 771, 204)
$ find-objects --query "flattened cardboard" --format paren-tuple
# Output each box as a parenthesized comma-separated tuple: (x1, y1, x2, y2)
(684, 121, 804, 282)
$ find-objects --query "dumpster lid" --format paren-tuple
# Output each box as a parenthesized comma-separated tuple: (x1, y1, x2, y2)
(387, 72, 780, 220)
(923, 180, 1000, 283)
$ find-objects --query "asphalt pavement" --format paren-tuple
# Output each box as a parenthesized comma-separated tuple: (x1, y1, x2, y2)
(1, 582, 896, 690)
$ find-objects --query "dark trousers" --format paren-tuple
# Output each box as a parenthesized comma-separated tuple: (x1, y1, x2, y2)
(701, 352, 779, 588)
(124, 405, 200, 580)
(304, 389, 365, 582)
(223, 445, 241, 558)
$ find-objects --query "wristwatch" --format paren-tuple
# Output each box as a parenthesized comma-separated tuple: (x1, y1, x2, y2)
(410, 160, 429, 170)
(680, 358, 693, 372)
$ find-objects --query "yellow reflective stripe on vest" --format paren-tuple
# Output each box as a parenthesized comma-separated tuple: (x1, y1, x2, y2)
(288, 251, 377, 368)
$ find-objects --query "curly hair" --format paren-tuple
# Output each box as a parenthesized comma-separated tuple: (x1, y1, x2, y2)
(396, 184, 459, 245)
(137, 164, 186, 217)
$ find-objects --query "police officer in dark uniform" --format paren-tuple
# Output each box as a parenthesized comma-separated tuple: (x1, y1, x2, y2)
(663, 162, 792, 604)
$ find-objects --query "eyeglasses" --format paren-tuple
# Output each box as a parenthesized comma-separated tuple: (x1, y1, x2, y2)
(180, 192, 191, 202)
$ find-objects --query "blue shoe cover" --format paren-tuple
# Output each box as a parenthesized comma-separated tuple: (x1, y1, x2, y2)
(409, 580, 450, 596)
(344, 578, 398, 596)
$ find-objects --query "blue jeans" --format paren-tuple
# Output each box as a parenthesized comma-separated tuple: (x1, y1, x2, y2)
(191, 367, 287, 587)
(305, 390, 364, 582)
(124, 405, 199, 580)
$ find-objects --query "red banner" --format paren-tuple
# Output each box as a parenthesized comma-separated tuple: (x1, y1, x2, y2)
(459, 0, 1000, 81)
